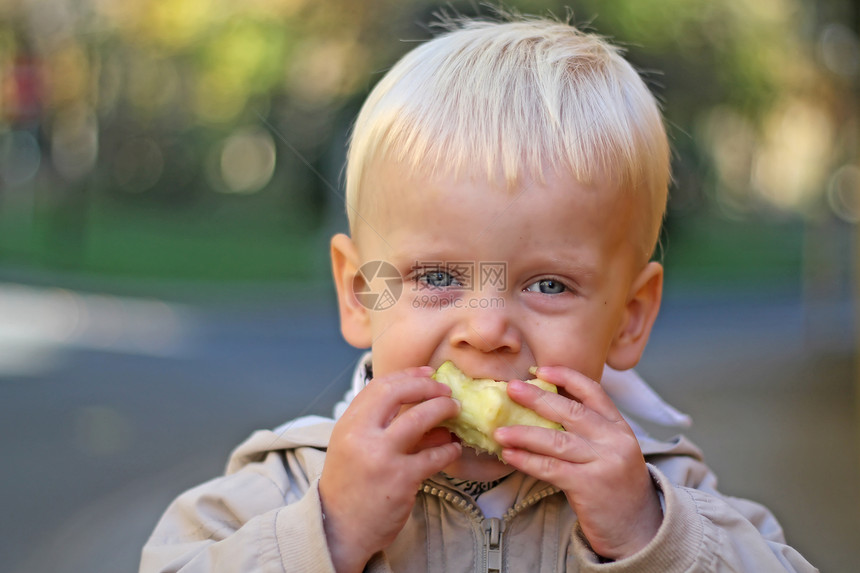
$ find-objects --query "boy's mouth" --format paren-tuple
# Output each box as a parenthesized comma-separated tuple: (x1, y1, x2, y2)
(435, 363, 526, 384)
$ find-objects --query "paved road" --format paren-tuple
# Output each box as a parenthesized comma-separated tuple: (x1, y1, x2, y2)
(0, 283, 856, 572)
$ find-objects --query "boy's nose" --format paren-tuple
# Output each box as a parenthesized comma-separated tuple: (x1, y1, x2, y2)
(449, 300, 521, 354)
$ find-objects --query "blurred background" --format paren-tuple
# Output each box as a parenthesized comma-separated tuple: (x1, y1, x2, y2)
(0, 0, 856, 571)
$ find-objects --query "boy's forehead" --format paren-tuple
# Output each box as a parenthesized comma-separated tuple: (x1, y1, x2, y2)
(354, 156, 642, 247)
(355, 156, 538, 231)
(357, 155, 658, 268)
(363, 154, 613, 199)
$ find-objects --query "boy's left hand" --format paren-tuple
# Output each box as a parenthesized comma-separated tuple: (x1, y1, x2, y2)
(493, 365, 662, 561)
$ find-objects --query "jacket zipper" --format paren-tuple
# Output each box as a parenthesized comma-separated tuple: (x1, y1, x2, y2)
(421, 482, 560, 573)
(420, 483, 483, 520)
(482, 517, 504, 573)
(501, 486, 559, 522)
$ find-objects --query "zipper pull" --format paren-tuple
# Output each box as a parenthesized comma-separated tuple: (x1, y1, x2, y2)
(482, 517, 505, 572)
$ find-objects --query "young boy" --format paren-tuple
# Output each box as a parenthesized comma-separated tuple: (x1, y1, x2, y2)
(141, 16, 817, 572)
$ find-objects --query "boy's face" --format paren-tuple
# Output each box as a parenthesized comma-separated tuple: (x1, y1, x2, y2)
(333, 158, 661, 480)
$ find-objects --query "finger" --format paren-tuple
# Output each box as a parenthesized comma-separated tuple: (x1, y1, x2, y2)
(412, 426, 456, 452)
(533, 366, 623, 422)
(353, 369, 450, 427)
(495, 424, 598, 464)
(506, 378, 605, 433)
(498, 446, 573, 485)
(408, 441, 462, 479)
(388, 395, 461, 451)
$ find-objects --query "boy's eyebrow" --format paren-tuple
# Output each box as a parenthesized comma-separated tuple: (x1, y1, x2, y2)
(533, 254, 601, 286)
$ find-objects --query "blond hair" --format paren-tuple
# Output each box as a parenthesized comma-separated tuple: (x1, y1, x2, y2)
(345, 16, 670, 255)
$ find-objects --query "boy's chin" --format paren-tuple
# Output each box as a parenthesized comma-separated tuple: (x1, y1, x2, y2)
(442, 445, 514, 482)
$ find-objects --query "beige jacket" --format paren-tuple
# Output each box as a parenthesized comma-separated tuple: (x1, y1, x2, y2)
(140, 414, 817, 572)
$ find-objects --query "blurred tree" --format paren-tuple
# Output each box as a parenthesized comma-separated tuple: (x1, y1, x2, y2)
(0, 0, 855, 285)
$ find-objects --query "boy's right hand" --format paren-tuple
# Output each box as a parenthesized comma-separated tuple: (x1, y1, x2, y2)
(318, 366, 462, 573)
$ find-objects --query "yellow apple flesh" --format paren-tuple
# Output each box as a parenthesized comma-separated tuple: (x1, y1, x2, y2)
(432, 361, 564, 458)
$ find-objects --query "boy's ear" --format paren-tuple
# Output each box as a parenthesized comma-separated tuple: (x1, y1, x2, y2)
(606, 261, 663, 371)
(330, 233, 373, 349)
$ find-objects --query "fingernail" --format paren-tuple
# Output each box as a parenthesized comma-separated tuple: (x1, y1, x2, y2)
(534, 366, 556, 378)
(508, 379, 525, 391)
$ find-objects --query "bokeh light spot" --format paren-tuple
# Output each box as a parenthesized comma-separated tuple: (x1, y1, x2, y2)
(218, 127, 276, 194)
(827, 164, 860, 223)
(820, 23, 860, 77)
(51, 105, 99, 181)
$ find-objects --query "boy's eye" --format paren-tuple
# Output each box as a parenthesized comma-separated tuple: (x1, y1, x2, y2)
(418, 270, 461, 288)
(525, 279, 567, 294)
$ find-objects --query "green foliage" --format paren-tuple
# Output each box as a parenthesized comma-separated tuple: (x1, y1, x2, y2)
(0, 0, 853, 286)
